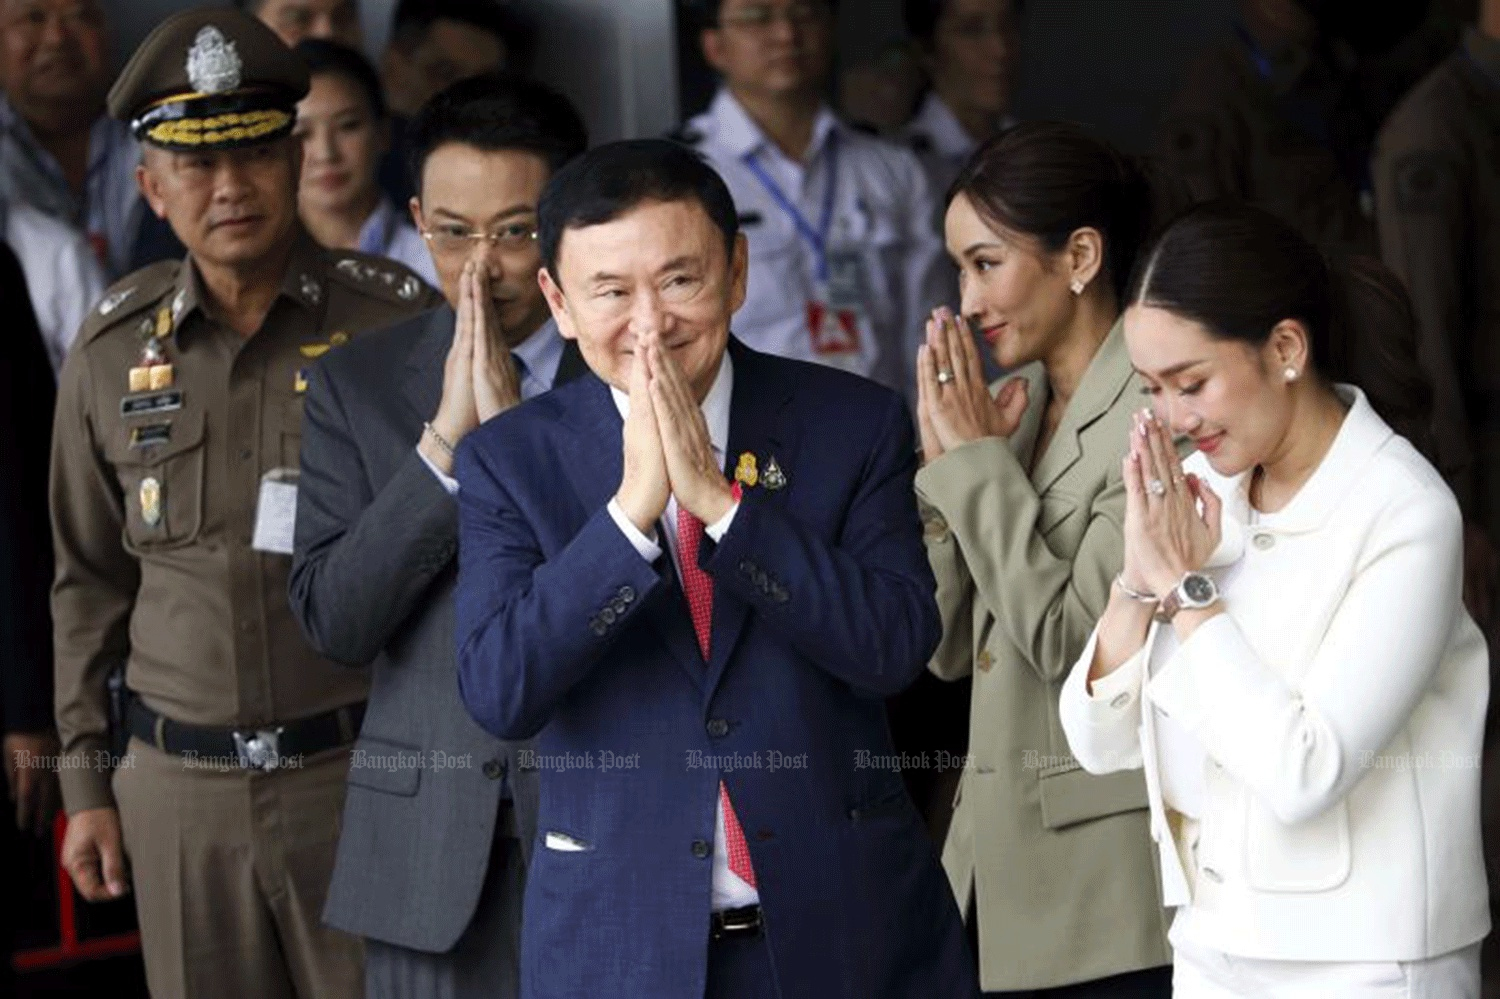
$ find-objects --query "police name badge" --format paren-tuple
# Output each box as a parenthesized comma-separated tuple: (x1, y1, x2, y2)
(251, 468, 299, 556)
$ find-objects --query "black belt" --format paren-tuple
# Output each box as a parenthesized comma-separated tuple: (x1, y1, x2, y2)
(710, 905, 763, 941)
(126, 696, 365, 772)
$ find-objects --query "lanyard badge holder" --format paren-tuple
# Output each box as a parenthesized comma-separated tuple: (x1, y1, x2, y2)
(744, 134, 866, 361)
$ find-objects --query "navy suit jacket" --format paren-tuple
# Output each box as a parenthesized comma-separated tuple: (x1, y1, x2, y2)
(454, 339, 976, 999)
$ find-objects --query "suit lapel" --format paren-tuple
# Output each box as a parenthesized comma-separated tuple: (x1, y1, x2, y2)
(704, 341, 797, 701)
(1031, 320, 1134, 494)
(402, 306, 455, 429)
(560, 375, 706, 689)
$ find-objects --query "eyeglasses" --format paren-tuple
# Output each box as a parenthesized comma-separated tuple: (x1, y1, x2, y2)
(420, 221, 538, 256)
(718, 2, 829, 30)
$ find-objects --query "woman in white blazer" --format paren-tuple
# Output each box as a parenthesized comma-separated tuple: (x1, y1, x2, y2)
(1060, 201, 1490, 997)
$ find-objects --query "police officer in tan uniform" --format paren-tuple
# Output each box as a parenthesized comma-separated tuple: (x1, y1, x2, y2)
(49, 9, 437, 998)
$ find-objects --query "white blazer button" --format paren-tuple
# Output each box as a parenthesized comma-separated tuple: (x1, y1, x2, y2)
(1109, 692, 1131, 709)
(1252, 533, 1275, 550)
(1201, 866, 1223, 883)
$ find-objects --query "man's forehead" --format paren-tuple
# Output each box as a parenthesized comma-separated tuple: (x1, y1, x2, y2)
(556, 199, 727, 274)
(421, 146, 549, 205)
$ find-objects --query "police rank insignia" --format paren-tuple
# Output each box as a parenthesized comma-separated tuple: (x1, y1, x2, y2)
(139, 476, 163, 528)
(762, 456, 787, 491)
(129, 307, 175, 392)
(293, 369, 308, 393)
(734, 452, 759, 489)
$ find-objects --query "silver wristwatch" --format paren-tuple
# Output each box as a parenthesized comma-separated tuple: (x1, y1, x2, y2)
(1155, 572, 1219, 623)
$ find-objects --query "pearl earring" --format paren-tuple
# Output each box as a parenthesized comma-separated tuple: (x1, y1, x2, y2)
(1284, 367, 1298, 382)
(1070, 278, 1085, 296)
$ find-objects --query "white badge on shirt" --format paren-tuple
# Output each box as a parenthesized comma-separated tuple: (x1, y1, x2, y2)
(251, 468, 299, 555)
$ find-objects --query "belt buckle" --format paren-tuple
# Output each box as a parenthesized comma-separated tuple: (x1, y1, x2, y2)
(711, 905, 762, 940)
(232, 727, 285, 772)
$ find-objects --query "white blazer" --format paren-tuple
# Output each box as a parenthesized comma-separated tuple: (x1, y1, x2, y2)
(1060, 386, 1490, 963)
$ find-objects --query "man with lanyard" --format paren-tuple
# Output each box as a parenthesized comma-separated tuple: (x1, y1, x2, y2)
(679, 0, 946, 400)
(0, 0, 180, 278)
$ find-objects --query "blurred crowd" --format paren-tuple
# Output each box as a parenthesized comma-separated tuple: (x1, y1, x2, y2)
(3, 0, 1500, 996)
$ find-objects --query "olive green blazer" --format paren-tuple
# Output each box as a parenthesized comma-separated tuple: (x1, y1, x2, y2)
(915, 321, 1171, 991)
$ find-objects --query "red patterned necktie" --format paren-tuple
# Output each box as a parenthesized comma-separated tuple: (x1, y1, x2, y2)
(676, 506, 758, 889)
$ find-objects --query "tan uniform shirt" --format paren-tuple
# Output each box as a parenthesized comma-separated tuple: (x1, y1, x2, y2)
(1374, 27, 1500, 518)
(51, 234, 440, 813)
(1156, 38, 1375, 255)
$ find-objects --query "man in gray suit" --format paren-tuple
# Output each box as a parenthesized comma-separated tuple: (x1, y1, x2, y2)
(288, 74, 589, 999)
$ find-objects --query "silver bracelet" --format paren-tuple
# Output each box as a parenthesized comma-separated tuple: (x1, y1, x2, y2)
(1113, 574, 1158, 604)
(423, 421, 456, 458)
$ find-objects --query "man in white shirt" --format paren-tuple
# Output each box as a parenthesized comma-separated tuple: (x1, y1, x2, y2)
(2, 198, 106, 376)
(678, 0, 947, 400)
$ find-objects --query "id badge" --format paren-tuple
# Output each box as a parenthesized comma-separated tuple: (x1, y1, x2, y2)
(251, 467, 300, 555)
(806, 301, 862, 357)
(825, 246, 867, 312)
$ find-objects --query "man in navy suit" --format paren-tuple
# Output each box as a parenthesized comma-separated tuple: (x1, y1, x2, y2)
(452, 139, 976, 999)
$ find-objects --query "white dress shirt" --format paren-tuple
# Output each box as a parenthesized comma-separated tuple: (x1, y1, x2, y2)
(420, 318, 566, 494)
(0, 97, 144, 280)
(600, 353, 756, 912)
(3, 199, 107, 376)
(684, 89, 946, 400)
(357, 197, 439, 288)
(1060, 386, 1490, 964)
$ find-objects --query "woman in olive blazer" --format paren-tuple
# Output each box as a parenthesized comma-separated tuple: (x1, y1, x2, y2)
(914, 122, 1171, 995)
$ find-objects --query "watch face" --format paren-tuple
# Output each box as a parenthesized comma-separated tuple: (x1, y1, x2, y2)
(1182, 573, 1216, 605)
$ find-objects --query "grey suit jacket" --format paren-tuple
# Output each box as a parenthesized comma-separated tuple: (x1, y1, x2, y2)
(288, 306, 586, 953)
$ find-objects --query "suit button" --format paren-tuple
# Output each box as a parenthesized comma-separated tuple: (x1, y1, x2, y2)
(482, 759, 504, 780)
(738, 559, 755, 577)
(707, 718, 729, 738)
(1109, 692, 1132, 709)
(1201, 866, 1223, 884)
(976, 650, 994, 672)
(691, 839, 711, 859)
(601, 607, 617, 625)
(610, 598, 627, 615)
(1252, 533, 1275, 551)
(590, 618, 607, 637)
(618, 585, 635, 604)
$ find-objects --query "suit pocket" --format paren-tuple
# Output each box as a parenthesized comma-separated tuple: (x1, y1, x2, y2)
(1037, 763, 1149, 830)
(346, 737, 423, 797)
(1244, 797, 1351, 892)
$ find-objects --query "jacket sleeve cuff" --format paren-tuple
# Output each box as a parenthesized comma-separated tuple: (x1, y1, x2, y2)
(1059, 625, 1150, 774)
(58, 744, 115, 814)
(416, 445, 460, 496)
(607, 498, 662, 562)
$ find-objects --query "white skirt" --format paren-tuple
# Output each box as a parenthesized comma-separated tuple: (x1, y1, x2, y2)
(1171, 934, 1480, 999)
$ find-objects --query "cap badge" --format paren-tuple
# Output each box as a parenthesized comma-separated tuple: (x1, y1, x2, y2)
(186, 26, 242, 95)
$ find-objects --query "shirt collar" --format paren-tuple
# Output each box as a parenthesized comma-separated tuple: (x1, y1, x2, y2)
(709, 87, 840, 164)
(610, 349, 734, 457)
(171, 230, 328, 341)
(513, 317, 565, 392)
(910, 92, 978, 160)
(357, 197, 400, 257)
(1215, 385, 1393, 535)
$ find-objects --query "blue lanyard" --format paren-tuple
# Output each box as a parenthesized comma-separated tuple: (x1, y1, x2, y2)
(742, 131, 839, 282)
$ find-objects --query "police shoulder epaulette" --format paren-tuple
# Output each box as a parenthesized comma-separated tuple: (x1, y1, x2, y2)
(80, 261, 180, 346)
(326, 250, 433, 305)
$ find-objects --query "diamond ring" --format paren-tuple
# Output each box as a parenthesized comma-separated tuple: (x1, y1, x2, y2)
(1147, 478, 1167, 497)
(937, 369, 954, 385)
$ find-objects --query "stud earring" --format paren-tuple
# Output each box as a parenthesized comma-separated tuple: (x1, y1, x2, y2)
(1284, 367, 1298, 382)
(1070, 278, 1085, 296)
